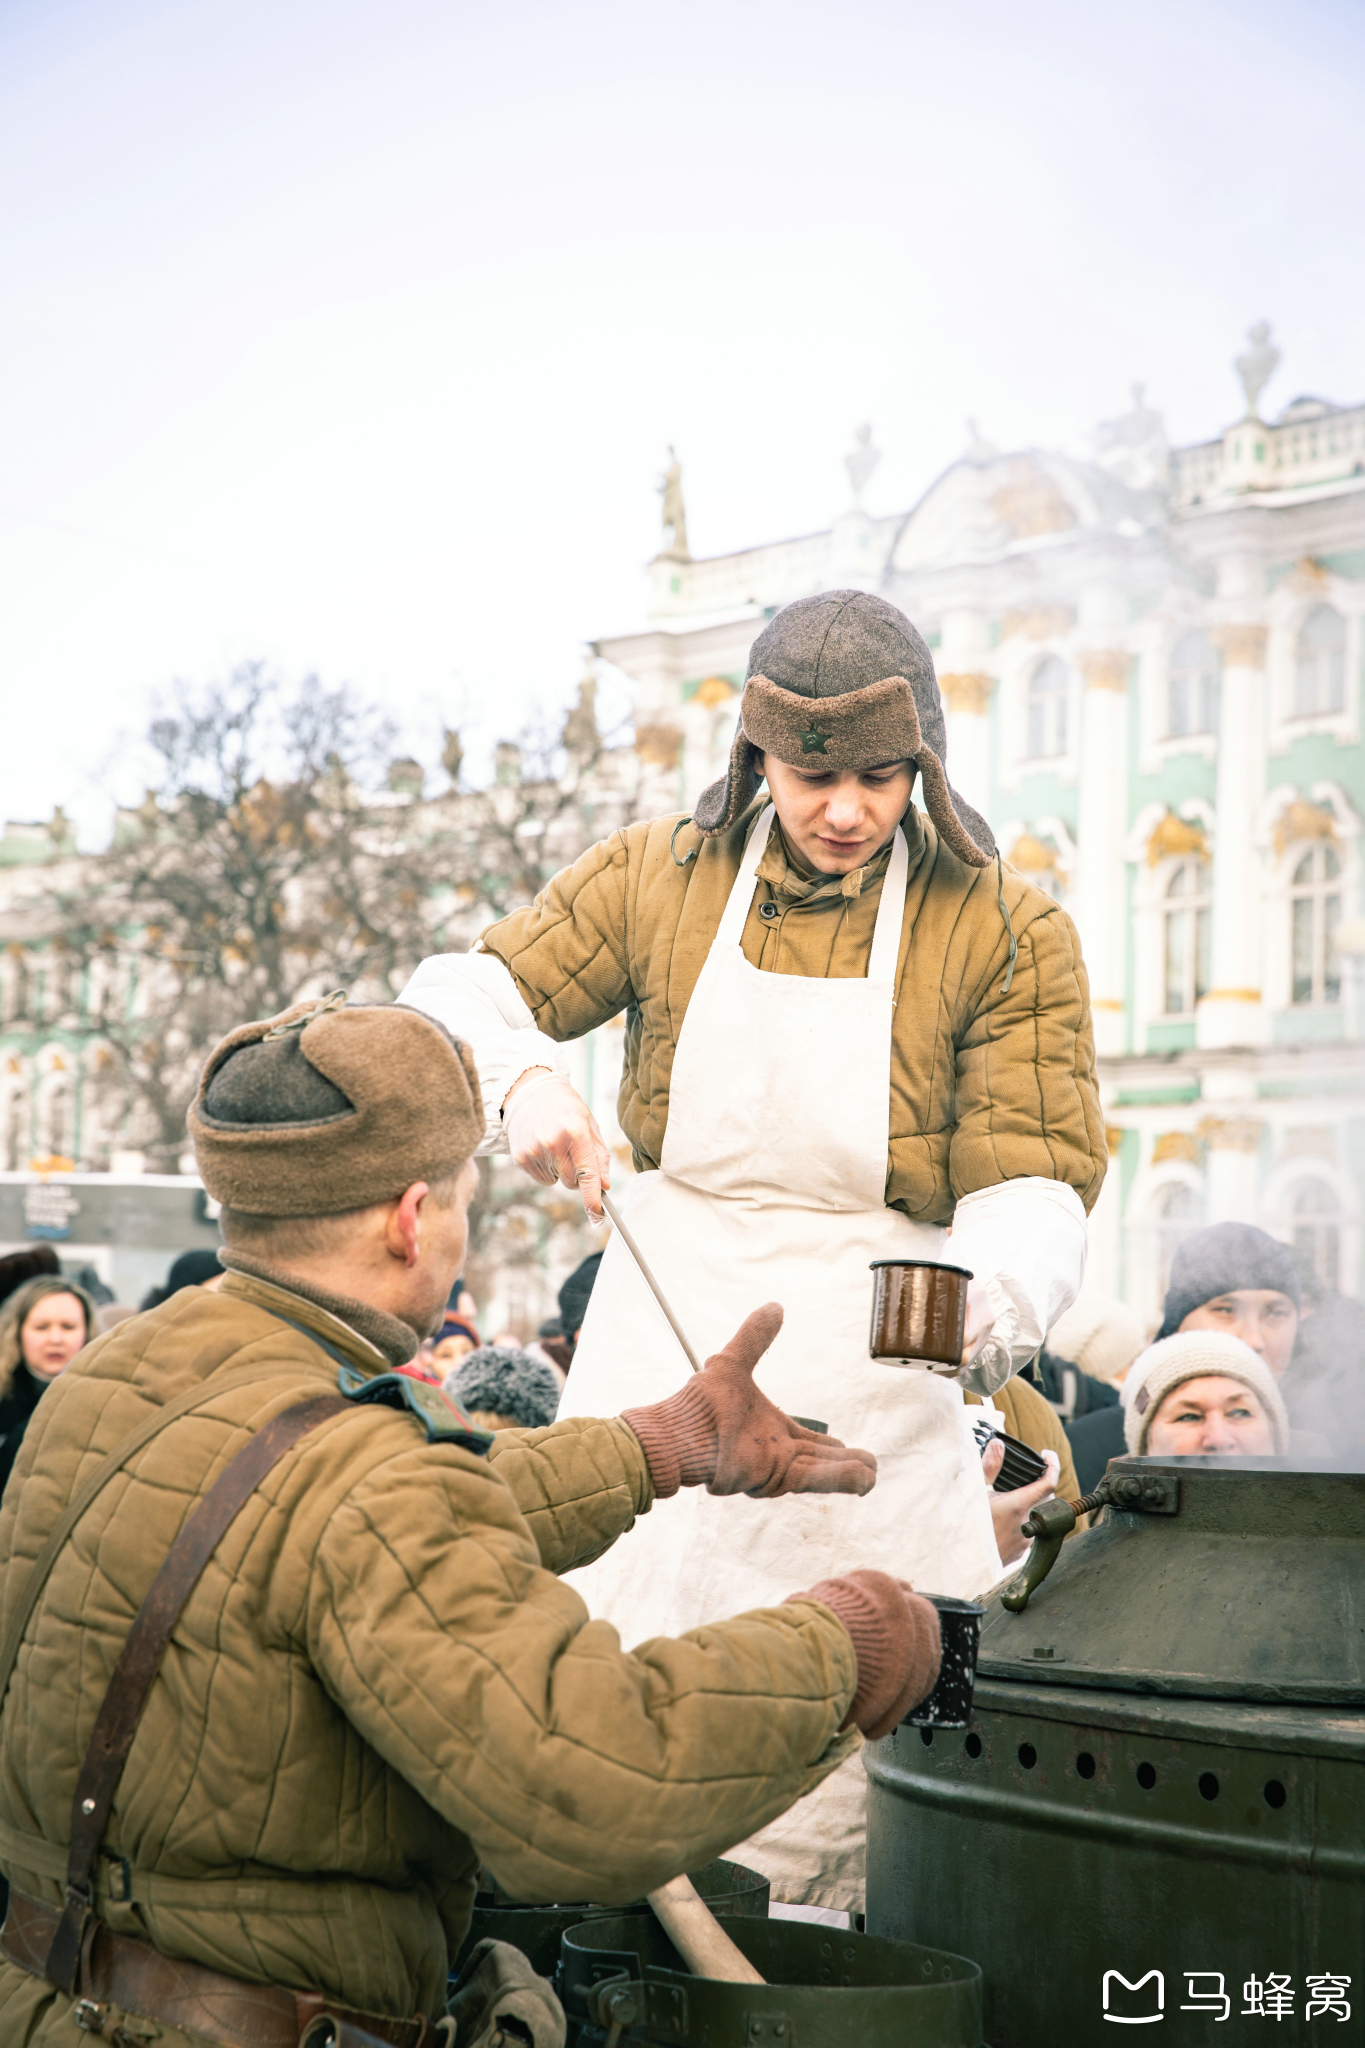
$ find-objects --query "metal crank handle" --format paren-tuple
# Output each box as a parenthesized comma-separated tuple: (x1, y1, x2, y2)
(597, 1187, 704, 1375)
(999, 1484, 1113, 1613)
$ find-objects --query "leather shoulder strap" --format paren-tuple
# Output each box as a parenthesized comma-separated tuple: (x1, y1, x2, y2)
(0, 1358, 312, 1721)
(45, 1390, 351, 1994)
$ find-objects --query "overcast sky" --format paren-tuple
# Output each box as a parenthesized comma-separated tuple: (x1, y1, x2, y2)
(2, 0, 1363, 842)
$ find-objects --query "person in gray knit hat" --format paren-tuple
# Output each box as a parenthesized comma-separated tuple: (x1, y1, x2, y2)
(400, 587, 1105, 1912)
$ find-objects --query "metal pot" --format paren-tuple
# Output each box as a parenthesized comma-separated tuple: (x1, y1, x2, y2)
(865, 1457, 1365, 2045)
(560, 1910, 983, 2046)
(451, 1857, 769, 1980)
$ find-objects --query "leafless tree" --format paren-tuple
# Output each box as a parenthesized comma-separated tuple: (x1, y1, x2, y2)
(17, 666, 643, 1241)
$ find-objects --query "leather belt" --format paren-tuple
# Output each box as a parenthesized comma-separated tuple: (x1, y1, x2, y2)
(1, 1890, 441, 2048)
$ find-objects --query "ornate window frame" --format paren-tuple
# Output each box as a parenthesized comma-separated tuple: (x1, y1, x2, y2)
(1124, 1154, 1207, 1330)
(1258, 1154, 1360, 1296)
(1126, 800, 1217, 1044)
(1135, 614, 1220, 773)
(1256, 782, 1361, 1014)
(995, 640, 1080, 792)
(1267, 575, 1362, 751)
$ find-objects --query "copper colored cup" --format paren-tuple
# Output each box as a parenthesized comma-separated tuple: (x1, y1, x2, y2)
(869, 1259, 972, 1371)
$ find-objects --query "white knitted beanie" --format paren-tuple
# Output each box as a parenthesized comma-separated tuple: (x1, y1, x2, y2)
(1121, 1331, 1289, 1456)
(1047, 1292, 1147, 1384)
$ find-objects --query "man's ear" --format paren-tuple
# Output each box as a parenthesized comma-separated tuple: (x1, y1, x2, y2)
(385, 1182, 431, 1269)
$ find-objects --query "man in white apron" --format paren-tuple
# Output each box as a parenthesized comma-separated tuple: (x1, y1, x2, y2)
(400, 590, 1106, 1909)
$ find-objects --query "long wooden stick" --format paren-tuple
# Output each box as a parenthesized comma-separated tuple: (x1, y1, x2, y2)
(647, 1874, 766, 1983)
(599, 1188, 703, 1375)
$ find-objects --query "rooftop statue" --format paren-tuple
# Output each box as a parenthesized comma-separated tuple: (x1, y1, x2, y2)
(845, 422, 881, 505)
(1236, 319, 1281, 421)
(658, 445, 690, 560)
(1094, 382, 1170, 494)
(963, 417, 1000, 464)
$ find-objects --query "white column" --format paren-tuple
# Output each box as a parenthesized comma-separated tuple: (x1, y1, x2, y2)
(1200, 1116, 1264, 1222)
(1074, 650, 1130, 1057)
(937, 606, 993, 822)
(1198, 623, 1269, 1048)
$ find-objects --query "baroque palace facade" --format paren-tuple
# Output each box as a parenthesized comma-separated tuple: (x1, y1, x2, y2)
(3, 327, 1362, 1328)
(595, 329, 1365, 1324)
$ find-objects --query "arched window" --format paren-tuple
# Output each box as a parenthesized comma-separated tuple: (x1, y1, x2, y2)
(1162, 860, 1211, 1015)
(1026, 657, 1070, 759)
(1294, 605, 1346, 717)
(1167, 629, 1220, 737)
(1290, 843, 1342, 1005)
(0, 1066, 26, 1174)
(1155, 1180, 1204, 1301)
(1292, 1178, 1341, 1290)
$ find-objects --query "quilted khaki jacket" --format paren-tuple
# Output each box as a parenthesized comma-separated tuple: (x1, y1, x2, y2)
(480, 801, 1107, 1219)
(0, 1275, 857, 2036)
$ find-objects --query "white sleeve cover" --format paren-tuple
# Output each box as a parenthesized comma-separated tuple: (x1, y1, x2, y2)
(947, 1177, 1088, 1396)
(397, 951, 569, 1153)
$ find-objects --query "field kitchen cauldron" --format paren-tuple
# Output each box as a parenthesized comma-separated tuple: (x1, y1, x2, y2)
(560, 1910, 983, 2046)
(865, 1455, 1365, 2046)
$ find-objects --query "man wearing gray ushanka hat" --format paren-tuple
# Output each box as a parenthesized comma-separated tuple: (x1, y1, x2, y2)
(694, 590, 997, 868)
(400, 586, 1105, 1911)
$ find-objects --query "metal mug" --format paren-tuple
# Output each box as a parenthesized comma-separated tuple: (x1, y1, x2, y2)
(903, 1595, 987, 1729)
(869, 1259, 972, 1371)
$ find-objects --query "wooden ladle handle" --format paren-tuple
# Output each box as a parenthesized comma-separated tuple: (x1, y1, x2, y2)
(646, 1874, 766, 1983)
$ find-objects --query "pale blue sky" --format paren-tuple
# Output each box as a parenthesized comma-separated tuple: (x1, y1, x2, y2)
(2, 0, 1362, 839)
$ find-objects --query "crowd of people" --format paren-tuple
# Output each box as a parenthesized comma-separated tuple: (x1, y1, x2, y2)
(2, 1218, 1360, 1538)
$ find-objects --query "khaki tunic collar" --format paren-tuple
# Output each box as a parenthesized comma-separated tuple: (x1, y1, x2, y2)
(218, 1261, 416, 1373)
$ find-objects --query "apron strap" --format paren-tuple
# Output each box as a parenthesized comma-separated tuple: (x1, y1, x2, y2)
(868, 825, 910, 987)
(712, 804, 776, 948)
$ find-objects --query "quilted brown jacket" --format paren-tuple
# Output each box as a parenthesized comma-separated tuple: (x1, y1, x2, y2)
(0, 1273, 857, 2038)
(480, 800, 1106, 1219)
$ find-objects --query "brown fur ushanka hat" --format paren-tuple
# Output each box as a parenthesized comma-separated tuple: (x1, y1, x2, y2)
(695, 590, 996, 866)
(188, 994, 483, 1217)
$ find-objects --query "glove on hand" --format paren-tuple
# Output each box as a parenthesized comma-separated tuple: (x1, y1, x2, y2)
(623, 1304, 878, 1500)
(502, 1070, 610, 1220)
(788, 1568, 942, 1740)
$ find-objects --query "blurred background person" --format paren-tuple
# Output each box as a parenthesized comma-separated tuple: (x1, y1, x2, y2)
(1280, 1252, 1365, 1453)
(446, 1343, 564, 1431)
(1121, 1331, 1289, 1460)
(556, 1252, 603, 1357)
(1068, 1224, 1302, 1490)
(0, 1276, 98, 1498)
(0, 1248, 62, 1313)
(406, 1308, 483, 1384)
(137, 1247, 225, 1313)
(1032, 1292, 1146, 1423)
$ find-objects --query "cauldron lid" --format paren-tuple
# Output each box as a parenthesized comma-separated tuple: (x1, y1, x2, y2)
(978, 1457, 1365, 1705)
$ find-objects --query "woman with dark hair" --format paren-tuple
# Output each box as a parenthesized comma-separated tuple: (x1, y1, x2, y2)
(0, 1275, 97, 1499)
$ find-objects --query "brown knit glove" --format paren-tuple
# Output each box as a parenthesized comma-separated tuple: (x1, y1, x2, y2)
(622, 1303, 878, 1500)
(788, 1569, 942, 1740)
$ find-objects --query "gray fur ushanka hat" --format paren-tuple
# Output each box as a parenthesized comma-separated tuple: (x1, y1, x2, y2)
(695, 590, 996, 867)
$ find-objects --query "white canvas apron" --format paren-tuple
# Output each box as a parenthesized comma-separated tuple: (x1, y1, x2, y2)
(558, 805, 999, 1908)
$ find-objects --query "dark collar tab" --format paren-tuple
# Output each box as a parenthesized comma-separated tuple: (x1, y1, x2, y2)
(337, 1365, 494, 1455)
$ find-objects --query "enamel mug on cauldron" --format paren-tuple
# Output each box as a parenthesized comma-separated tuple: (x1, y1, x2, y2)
(869, 1258, 973, 1372)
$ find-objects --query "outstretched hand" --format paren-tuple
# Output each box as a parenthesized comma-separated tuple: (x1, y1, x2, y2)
(982, 1437, 1060, 1565)
(623, 1304, 879, 1501)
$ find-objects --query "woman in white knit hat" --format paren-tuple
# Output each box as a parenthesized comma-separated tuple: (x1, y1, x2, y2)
(1122, 1330, 1289, 1459)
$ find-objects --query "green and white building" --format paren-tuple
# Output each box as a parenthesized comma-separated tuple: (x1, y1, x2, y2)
(592, 332, 1365, 1326)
